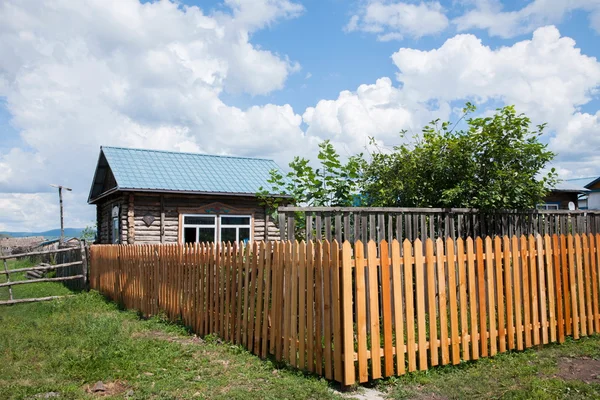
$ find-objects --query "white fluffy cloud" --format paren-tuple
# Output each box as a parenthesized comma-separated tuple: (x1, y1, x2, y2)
(0, 0, 599, 231)
(392, 26, 600, 129)
(0, 0, 313, 230)
(454, 0, 600, 38)
(345, 1, 449, 41)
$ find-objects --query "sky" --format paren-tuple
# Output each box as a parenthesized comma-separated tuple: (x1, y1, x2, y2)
(1, 0, 600, 232)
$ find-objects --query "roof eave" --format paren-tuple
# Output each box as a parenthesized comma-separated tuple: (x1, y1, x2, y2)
(584, 177, 600, 189)
(88, 187, 293, 203)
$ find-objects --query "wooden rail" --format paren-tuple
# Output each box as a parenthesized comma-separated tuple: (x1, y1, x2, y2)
(4, 261, 83, 275)
(90, 233, 600, 386)
(0, 275, 85, 288)
(0, 246, 78, 260)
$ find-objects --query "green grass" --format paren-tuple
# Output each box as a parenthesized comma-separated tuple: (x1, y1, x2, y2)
(379, 336, 600, 399)
(0, 258, 74, 300)
(0, 292, 339, 399)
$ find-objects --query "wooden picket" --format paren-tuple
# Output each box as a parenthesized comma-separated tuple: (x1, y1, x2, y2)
(90, 233, 600, 386)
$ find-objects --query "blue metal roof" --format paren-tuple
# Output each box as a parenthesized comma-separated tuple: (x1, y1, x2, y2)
(90, 146, 285, 200)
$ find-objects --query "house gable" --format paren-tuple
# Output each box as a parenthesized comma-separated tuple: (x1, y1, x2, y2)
(88, 149, 119, 203)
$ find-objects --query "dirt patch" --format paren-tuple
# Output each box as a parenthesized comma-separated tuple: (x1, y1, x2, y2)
(132, 330, 204, 345)
(84, 381, 129, 397)
(556, 357, 600, 384)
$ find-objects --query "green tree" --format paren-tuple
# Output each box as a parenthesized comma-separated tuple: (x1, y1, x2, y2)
(361, 104, 557, 210)
(258, 140, 363, 208)
(80, 224, 97, 243)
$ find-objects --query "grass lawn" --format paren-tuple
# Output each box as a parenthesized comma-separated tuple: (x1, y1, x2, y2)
(0, 292, 339, 400)
(378, 335, 600, 399)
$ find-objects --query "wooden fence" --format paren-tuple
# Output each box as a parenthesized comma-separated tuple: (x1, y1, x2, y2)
(1, 245, 87, 305)
(278, 207, 600, 242)
(90, 233, 600, 385)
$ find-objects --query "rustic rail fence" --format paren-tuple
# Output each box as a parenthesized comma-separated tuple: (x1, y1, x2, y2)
(90, 233, 600, 385)
(278, 207, 600, 243)
(1, 244, 87, 305)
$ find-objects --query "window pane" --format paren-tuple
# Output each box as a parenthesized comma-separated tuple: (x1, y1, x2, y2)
(184, 216, 215, 225)
(112, 218, 119, 244)
(221, 216, 250, 225)
(184, 227, 197, 244)
(221, 227, 237, 243)
(239, 227, 250, 243)
(198, 227, 215, 243)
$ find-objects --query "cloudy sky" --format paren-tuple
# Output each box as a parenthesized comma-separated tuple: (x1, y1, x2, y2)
(1, 0, 599, 232)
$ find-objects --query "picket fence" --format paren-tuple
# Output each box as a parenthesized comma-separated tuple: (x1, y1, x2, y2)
(89, 233, 600, 385)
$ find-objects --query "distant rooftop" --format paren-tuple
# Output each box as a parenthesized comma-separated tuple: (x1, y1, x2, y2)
(88, 146, 287, 202)
(553, 178, 593, 193)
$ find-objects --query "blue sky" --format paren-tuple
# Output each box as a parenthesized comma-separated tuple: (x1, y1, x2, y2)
(0, 0, 600, 231)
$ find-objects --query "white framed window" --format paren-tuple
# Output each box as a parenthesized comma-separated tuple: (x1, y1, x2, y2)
(181, 214, 252, 244)
(537, 203, 559, 210)
(182, 214, 217, 244)
(112, 217, 120, 244)
(219, 215, 252, 244)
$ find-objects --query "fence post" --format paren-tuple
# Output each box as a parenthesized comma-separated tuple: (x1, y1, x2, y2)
(80, 241, 89, 290)
(341, 241, 355, 386)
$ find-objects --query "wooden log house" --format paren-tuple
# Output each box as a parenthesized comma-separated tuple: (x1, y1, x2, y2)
(88, 146, 287, 244)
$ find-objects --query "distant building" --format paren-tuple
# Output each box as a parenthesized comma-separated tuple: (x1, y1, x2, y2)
(540, 180, 589, 210)
(0, 236, 45, 255)
(562, 177, 600, 210)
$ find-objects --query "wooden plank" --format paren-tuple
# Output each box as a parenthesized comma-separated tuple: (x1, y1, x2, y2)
(282, 241, 292, 361)
(521, 236, 532, 347)
(355, 240, 368, 383)
(437, 238, 450, 364)
(485, 237, 497, 356)
(331, 240, 343, 383)
(591, 234, 600, 334)
(404, 239, 417, 371)
(568, 234, 579, 339)
(224, 243, 232, 342)
(380, 240, 394, 377)
(583, 235, 594, 334)
(342, 241, 356, 386)
(426, 239, 439, 366)
(467, 238, 479, 359)
(367, 240, 382, 379)
(298, 241, 307, 369)
(306, 241, 315, 373)
(242, 243, 252, 347)
(575, 235, 587, 336)
(536, 235, 548, 345)
(0, 295, 73, 305)
(504, 236, 515, 350)
(0, 274, 85, 287)
(254, 242, 266, 355)
(314, 241, 323, 375)
(545, 235, 556, 343)
(0, 246, 79, 260)
(446, 238, 460, 364)
(553, 235, 564, 343)
(235, 243, 245, 345)
(289, 241, 299, 366)
(274, 242, 285, 360)
(476, 237, 488, 357)
(528, 235, 540, 346)
(414, 239, 428, 370)
(322, 240, 332, 378)
(495, 236, 506, 353)
(2, 258, 13, 301)
(458, 238, 470, 360)
(4, 260, 83, 275)
(325, 213, 332, 242)
(562, 234, 571, 336)
(391, 240, 406, 375)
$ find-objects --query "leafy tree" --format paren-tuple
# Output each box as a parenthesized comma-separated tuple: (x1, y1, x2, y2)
(80, 224, 97, 243)
(258, 140, 363, 239)
(361, 104, 557, 210)
(258, 140, 363, 208)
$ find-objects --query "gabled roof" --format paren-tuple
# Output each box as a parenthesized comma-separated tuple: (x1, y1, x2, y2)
(564, 177, 600, 191)
(583, 176, 600, 189)
(88, 146, 287, 203)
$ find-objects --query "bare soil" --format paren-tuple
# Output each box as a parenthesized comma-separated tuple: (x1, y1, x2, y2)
(555, 357, 600, 384)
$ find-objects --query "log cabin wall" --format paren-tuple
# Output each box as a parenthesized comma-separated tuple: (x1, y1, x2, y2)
(96, 193, 128, 244)
(96, 192, 280, 244)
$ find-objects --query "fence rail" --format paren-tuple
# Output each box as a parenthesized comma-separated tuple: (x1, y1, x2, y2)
(277, 207, 600, 243)
(0, 245, 87, 305)
(90, 232, 600, 385)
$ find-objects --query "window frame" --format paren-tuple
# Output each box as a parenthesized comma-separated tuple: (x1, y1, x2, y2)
(537, 203, 560, 210)
(180, 213, 253, 244)
(219, 215, 252, 244)
(181, 214, 217, 244)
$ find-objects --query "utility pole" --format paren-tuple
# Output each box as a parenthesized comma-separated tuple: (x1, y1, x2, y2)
(50, 184, 72, 244)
